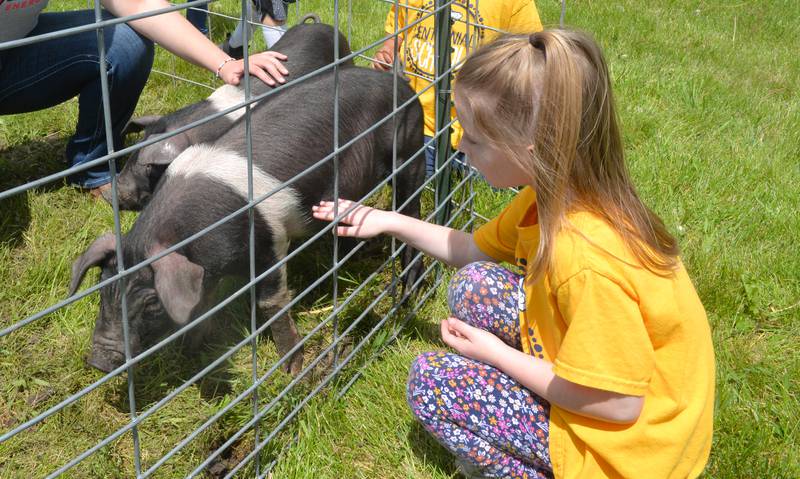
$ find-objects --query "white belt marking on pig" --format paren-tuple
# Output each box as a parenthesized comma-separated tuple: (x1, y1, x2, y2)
(207, 85, 252, 123)
(165, 145, 309, 246)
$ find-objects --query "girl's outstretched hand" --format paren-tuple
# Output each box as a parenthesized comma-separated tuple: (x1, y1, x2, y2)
(311, 199, 392, 239)
(441, 317, 510, 366)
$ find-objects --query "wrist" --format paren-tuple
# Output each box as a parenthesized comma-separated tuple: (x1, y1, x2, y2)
(485, 341, 514, 369)
(380, 210, 404, 236)
(215, 57, 236, 79)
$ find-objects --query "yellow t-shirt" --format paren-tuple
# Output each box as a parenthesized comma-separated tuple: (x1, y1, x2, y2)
(473, 187, 715, 479)
(384, 0, 542, 147)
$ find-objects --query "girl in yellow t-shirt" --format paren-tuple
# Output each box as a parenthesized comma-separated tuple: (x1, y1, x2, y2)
(313, 29, 715, 479)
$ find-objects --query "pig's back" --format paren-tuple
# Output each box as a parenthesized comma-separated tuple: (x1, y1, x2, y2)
(221, 67, 423, 208)
(130, 144, 307, 276)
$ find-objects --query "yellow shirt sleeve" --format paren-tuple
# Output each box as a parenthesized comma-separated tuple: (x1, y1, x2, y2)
(553, 269, 655, 396)
(473, 188, 534, 264)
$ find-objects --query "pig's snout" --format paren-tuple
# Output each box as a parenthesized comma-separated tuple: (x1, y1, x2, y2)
(87, 346, 126, 373)
(100, 186, 114, 204)
(99, 177, 145, 210)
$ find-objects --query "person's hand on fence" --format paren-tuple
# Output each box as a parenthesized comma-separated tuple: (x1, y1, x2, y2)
(312, 199, 392, 238)
(372, 48, 394, 71)
(100, 0, 290, 87)
(440, 317, 510, 367)
(218, 51, 289, 87)
(371, 38, 399, 71)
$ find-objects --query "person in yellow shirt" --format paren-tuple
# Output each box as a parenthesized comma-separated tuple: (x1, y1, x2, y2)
(313, 29, 714, 479)
(371, 0, 542, 177)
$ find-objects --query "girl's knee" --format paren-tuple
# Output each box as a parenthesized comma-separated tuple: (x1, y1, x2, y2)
(108, 23, 154, 73)
(447, 261, 520, 329)
(407, 352, 468, 423)
(407, 352, 469, 393)
(406, 352, 437, 418)
(448, 261, 497, 311)
(407, 352, 438, 390)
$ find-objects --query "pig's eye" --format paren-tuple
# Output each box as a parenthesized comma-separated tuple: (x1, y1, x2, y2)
(144, 296, 161, 313)
(144, 163, 167, 181)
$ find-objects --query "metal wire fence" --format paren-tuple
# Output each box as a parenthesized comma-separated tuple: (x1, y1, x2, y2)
(0, 0, 564, 475)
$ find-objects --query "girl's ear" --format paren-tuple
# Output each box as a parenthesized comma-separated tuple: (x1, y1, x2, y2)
(526, 145, 537, 164)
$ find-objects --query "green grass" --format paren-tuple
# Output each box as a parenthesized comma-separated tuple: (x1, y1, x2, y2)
(1, 0, 799, 477)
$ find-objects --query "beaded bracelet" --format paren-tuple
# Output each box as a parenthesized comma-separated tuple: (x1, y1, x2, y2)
(215, 57, 236, 79)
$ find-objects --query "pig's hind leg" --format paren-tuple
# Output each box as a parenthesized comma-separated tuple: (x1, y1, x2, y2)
(393, 140, 426, 295)
(256, 258, 304, 376)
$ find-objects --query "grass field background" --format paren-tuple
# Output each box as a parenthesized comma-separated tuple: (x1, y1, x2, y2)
(1, 0, 799, 477)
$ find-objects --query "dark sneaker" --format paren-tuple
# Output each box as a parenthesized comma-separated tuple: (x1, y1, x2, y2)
(219, 34, 244, 60)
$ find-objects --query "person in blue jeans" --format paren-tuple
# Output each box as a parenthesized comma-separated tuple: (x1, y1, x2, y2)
(186, 2, 209, 36)
(0, 0, 289, 195)
(424, 136, 467, 179)
(185, 0, 292, 54)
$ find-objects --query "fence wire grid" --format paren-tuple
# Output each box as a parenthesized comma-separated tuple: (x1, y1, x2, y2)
(0, 0, 565, 476)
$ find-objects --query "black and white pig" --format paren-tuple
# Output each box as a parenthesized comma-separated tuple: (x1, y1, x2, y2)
(109, 20, 353, 210)
(70, 66, 425, 375)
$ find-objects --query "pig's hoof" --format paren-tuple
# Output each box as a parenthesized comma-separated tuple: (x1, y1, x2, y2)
(281, 351, 304, 377)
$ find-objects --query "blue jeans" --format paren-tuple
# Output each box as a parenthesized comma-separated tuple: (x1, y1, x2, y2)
(186, 4, 209, 35)
(424, 135, 466, 179)
(0, 10, 154, 188)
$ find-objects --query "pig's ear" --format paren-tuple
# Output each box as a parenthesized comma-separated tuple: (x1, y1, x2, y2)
(70, 233, 117, 296)
(123, 115, 163, 136)
(150, 251, 205, 325)
(147, 134, 190, 166)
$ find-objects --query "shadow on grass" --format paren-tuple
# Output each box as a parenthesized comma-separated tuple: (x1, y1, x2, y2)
(407, 311, 446, 343)
(0, 134, 69, 192)
(0, 194, 31, 248)
(0, 135, 68, 246)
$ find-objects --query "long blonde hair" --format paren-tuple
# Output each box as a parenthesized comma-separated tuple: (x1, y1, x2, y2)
(456, 29, 679, 279)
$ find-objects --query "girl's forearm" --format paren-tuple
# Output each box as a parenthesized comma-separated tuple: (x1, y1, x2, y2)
(494, 347, 644, 424)
(382, 212, 492, 268)
(103, 0, 228, 73)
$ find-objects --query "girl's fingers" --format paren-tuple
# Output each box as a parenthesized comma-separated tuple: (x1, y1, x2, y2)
(312, 200, 351, 212)
(251, 64, 278, 86)
(446, 317, 465, 333)
(440, 320, 455, 346)
(311, 209, 332, 221)
(257, 71, 276, 86)
(278, 62, 289, 76)
(262, 52, 290, 74)
(266, 51, 288, 62)
(441, 319, 464, 345)
(312, 200, 364, 226)
(447, 317, 475, 341)
(317, 200, 357, 216)
(262, 61, 286, 83)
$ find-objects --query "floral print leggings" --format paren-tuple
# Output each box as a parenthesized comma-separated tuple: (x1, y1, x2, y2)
(407, 262, 553, 479)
